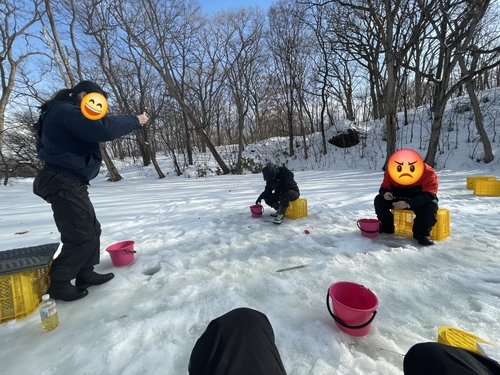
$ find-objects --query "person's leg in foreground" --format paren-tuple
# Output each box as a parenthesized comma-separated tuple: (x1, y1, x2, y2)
(403, 342, 500, 375)
(189, 307, 287, 375)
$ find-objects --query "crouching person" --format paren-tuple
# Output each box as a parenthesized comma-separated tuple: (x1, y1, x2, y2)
(256, 165, 299, 225)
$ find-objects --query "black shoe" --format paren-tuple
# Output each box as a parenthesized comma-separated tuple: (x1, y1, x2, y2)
(273, 214, 284, 225)
(413, 234, 434, 246)
(75, 272, 114, 289)
(47, 281, 88, 302)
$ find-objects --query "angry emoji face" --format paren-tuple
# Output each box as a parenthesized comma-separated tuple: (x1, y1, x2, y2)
(80, 92, 108, 120)
(387, 149, 424, 185)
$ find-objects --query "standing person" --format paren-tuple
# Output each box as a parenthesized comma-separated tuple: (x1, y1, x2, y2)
(33, 80, 148, 301)
(188, 308, 287, 375)
(374, 149, 438, 246)
(256, 164, 299, 225)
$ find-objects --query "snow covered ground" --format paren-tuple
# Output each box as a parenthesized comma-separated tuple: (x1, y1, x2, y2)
(1, 89, 500, 374)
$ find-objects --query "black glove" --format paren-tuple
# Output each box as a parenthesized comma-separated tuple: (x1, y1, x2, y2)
(256, 194, 263, 205)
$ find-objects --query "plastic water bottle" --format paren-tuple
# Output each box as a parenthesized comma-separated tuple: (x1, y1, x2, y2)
(39, 294, 59, 331)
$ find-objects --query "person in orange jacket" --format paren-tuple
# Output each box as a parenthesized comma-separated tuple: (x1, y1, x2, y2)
(374, 149, 439, 246)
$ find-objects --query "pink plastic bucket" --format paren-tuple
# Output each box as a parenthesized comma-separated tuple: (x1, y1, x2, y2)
(250, 204, 264, 218)
(326, 281, 379, 337)
(357, 219, 381, 238)
(106, 241, 136, 266)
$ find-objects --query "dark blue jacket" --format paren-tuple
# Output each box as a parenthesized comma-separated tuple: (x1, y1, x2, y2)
(34, 102, 140, 183)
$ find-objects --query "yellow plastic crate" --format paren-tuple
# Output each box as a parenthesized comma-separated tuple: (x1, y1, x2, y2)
(0, 243, 58, 323)
(466, 176, 496, 189)
(437, 326, 494, 354)
(0, 267, 51, 323)
(392, 208, 450, 240)
(285, 197, 308, 219)
(473, 180, 500, 196)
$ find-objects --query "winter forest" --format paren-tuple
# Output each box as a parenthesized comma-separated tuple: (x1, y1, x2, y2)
(1, 0, 500, 183)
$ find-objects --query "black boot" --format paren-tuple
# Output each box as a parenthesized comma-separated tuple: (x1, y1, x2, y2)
(75, 272, 114, 289)
(47, 281, 88, 302)
(413, 234, 434, 246)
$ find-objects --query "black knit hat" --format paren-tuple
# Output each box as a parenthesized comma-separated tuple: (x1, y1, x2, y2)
(72, 81, 108, 99)
(262, 165, 278, 181)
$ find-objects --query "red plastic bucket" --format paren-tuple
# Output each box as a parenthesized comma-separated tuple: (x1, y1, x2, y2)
(250, 204, 264, 218)
(326, 281, 379, 337)
(357, 218, 381, 238)
(106, 241, 136, 266)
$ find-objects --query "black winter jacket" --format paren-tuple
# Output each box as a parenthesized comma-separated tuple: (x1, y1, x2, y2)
(263, 167, 299, 196)
(34, 102, 140, 184)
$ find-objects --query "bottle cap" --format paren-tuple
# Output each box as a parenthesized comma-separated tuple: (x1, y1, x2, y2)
(42, 294, 50, 301)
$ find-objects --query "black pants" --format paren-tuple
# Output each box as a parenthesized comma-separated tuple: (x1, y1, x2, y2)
(374, 194, 438, 236)
(404, 342, 500, 375)
(263, 190, 299, 213)
(33, 168, 101, 282)
(189, 308, 287, 375)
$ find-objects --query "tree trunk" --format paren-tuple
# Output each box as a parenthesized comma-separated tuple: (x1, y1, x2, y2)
(134, 129, 166, 179)
(139, 126, 151, 167)
(458, 55, 494, 163)
(385, 51, 398, 166)
(100, 143, 122, 181)
(467, 86, 494, 163)
(287, 87, 295, 157)
(425, 85, 446, 167)
(182, 112, 193, 165)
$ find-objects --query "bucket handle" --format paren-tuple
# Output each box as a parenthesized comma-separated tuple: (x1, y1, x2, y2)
(356, 220, 381, 234)
(326, 293, 377, 330)
(124, 249, 136, 253)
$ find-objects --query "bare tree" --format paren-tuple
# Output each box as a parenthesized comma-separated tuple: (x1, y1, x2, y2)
(455, 3, 500, 163)
(80, 5, 166, 178)
(217, 8, 264, 168)
(418, 0, 497, 166)
(316, 0, 428, 166)
(1, 108, 42, 184)
(267, 0, 312, 157)
(0, 0, 44, 149)
(40, 0, 128, 181)
(109, 0, 230, 174)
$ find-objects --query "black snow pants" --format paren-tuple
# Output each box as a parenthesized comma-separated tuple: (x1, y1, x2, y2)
(263, 190, 299, 214)
(188, 308, 287, 375)
(33, 168, 101, 283)
(404, 342, 500, 375)
(374, 194, 438, 236)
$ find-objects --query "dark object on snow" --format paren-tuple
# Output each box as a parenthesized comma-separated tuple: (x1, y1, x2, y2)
(404, 342, 500, 375)
(328, 128, 361, 148)
(189, 308, 287, 375)
(0, 243, 59, 275)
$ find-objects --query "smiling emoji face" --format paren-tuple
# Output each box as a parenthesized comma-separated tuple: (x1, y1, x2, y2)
(387, 149, 424, 185)
(80, 92, 108, 120)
